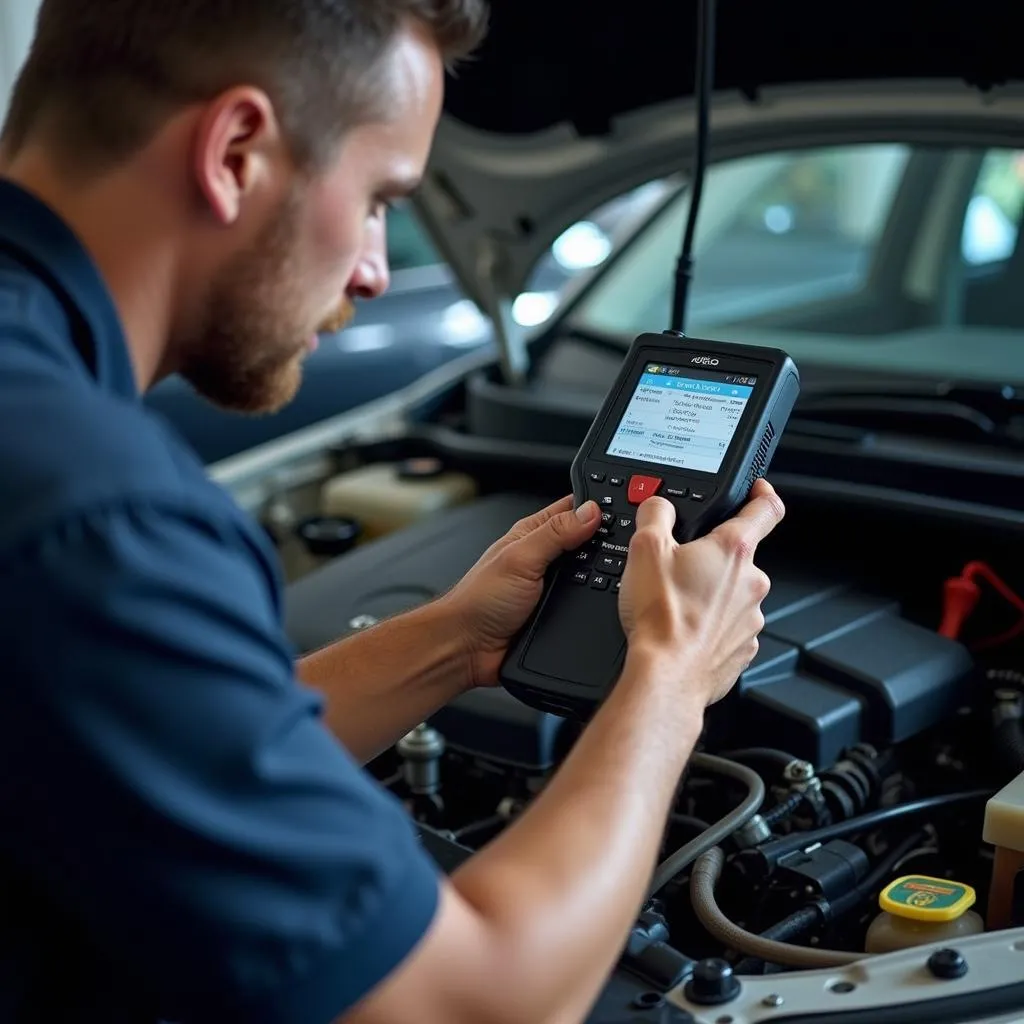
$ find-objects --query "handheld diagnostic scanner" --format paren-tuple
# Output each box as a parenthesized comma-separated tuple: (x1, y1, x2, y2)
(499, 331, 800, 720)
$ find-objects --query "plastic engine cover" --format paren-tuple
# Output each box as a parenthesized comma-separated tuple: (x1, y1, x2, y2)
(718, 574, 974, 768)
(284, 494, 974, 773)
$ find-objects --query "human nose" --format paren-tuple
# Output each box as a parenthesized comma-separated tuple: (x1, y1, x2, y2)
(347, 224, 391, 300)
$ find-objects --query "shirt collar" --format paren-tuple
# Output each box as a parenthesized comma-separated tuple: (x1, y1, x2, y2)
(0, 177, 138, 399)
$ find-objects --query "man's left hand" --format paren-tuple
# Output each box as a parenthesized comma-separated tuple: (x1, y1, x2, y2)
(442, 496, 601, 686)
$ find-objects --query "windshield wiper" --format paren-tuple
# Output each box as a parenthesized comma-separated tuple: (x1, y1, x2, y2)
(791, 381, 1024, 449)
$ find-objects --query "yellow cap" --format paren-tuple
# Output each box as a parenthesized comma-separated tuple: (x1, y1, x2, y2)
(879, 875, 976, 923)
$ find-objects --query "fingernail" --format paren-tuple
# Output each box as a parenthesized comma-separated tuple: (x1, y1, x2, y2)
(576, 501, 597, 522)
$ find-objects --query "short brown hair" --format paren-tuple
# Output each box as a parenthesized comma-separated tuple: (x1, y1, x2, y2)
(2, 0, 488, 172)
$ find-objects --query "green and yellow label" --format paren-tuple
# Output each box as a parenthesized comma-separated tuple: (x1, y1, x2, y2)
(880, 875, 976, 922)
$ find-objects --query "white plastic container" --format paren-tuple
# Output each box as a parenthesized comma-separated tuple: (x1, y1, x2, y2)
(320, 459, 478, 540)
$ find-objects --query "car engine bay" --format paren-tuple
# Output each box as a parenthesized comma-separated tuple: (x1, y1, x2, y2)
(266, 391, 1024, 1022)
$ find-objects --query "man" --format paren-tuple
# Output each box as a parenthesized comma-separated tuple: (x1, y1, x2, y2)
(0, 2, 784, 1022)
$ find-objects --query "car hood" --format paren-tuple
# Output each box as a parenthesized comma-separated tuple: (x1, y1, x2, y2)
(414, 0, 1024, 352)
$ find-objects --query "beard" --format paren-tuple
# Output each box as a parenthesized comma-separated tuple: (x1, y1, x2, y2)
(178, 190, 356, 416)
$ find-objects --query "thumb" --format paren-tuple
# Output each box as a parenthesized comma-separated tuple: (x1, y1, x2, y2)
(511, 500, 601, 577)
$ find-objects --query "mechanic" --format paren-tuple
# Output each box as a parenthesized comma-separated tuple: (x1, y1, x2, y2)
(0, 2, 784, 1022)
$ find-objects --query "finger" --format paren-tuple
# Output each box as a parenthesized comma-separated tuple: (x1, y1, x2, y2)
(634, 495, 677, 539)
(712, 480, 786, 549)
(493, 495, 575, 552)
(506, 501, 601, 578)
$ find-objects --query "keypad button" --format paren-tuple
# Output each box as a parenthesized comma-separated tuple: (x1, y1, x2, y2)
(666, 486, 689, 498)
(601, 512, 615, 527)
(597, 526, 612, 537)
(589, 471, 606, 483)
(590, 574, 611, 591)
(691, 491, 706, 502)
(571, 570, 590, 585)
(596, 555, 625, 577)
(613, 580, 622, 593)
(599, 495, 614, 507)
(610, 476, 625, 487)
(617, 516, 634, 531)
(628, 475, 663, 505)
(573, 548, 593, 566)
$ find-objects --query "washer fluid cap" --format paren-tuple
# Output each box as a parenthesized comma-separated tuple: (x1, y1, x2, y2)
(879, 875, 976, 923)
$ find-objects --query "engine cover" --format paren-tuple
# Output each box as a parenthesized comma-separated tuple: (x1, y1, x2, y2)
(284, 494, 973, 772)
(716, 574, 974, 768)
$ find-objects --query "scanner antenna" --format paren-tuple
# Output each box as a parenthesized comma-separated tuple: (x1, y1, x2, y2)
(670, 0, 718, 335)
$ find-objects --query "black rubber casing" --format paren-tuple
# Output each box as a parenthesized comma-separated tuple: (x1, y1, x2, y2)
(500, 332, 801, 719)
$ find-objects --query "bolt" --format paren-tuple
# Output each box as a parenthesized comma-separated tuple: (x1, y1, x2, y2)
(784, 760, 815, 783)
(928, 948, 968, 980)
(762, 994, 784, 1009)
(684, 958, 742, 1006)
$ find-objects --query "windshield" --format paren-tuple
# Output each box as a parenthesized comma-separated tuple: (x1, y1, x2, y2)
(571, 143, 1024, 387)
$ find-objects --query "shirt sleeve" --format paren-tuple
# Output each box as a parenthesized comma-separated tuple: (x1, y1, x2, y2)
(0, 496, 440, 1024)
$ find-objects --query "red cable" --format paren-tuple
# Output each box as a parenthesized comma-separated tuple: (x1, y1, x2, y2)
(939, 560, 1024, 648)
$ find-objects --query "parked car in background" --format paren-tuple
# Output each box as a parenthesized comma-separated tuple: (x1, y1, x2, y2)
(145, 183, 671, 464)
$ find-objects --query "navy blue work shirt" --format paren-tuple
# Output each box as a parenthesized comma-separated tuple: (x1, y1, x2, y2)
(0, 179, 440, 1023)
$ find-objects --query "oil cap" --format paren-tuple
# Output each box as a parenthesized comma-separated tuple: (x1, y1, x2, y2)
(879, 875, 976, 923)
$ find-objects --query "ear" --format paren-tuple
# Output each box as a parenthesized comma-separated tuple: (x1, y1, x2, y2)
(192, 87, 280, 226)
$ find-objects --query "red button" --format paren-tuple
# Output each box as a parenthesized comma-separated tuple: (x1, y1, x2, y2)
(628, 475, 663, 504)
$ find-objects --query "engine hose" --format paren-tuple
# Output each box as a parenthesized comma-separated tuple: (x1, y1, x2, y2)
(760, 904, 821, 943)
(761, 792, 804, 829)
(757, 789, 993, 865)
(724, 748, 799, 777)
(729, 829, 929, 972)
(691, 848, 867, 968)
(648, 754, 765, 897)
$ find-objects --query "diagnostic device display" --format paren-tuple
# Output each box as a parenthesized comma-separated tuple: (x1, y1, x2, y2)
(500, 332, 800, 720)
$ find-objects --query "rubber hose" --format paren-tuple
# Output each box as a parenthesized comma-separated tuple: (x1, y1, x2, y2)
(649, 754, 765, 897)
(761, 792, 804, 829)
(724, 748, 799, 776)
(760, 905, 821, 943)
(759, 789, 993, 863)
(750, 829, 928, 959)
(691, 848, 867, 968)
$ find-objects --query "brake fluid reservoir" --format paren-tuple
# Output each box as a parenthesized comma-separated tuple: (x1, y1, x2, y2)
(320, 459, 477, 540)
(865, 875, 984, 954)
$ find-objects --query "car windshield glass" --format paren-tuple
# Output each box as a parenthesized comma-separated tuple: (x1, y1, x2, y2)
(571, 143, 1024, 387)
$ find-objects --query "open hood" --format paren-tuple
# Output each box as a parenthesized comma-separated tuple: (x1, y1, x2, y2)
(414, 0, 1024, 375)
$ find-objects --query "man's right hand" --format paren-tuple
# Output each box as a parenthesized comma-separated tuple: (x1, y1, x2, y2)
(618, 478, 785, 708)
(344, 480, 787, 1024)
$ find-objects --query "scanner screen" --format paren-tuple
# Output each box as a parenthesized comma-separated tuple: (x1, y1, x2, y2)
(606, 362, 757, 474)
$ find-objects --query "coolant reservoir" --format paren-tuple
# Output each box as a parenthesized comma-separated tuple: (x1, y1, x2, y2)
(320, 459, 477, 540)
(983, 769, 1024, 930)
(865, 875, 984, 954)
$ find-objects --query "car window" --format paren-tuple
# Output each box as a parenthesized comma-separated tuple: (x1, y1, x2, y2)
(962, 150, 1024, 266)
(575, 144, 910, 334)
(571, 143, 1024, 384)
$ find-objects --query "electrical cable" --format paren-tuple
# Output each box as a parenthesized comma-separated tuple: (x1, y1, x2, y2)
(761, 792, 804, 829)
(940, 560, 1024, 648)
(649, 753, 764, 897)
(756, 789, 993, 865)
(691, 847, 867, 968)
(670, 0, 717, 334)
(721, 830, 930, 971)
